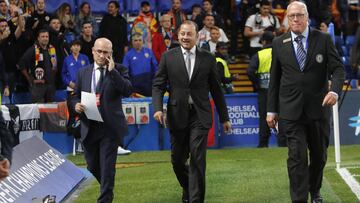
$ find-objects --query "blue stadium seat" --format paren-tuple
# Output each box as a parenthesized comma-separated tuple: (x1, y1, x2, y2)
(346, 35, 355, 47)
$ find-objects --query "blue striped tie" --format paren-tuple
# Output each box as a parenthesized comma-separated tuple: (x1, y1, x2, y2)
(295, 35, 306, 71)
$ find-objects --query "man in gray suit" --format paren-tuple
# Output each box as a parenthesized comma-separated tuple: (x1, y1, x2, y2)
(152, 20, 231, 203)
(266, 2, 345, 203)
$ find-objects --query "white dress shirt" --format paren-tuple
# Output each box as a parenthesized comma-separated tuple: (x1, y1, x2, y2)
(181, 46, 196, 79)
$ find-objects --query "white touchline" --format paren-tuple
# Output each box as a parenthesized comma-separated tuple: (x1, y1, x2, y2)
(337, 168, 360, 200)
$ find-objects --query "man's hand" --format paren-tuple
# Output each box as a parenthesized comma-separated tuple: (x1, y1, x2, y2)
(3, 86, 9, 97)
(322, 92, 337, 106)
(153, 111, 164, 125)
(107, 56, 115, 72)
(222, 121, 232, 134)
(266, 114, 278, 128)
(75, 103, 85, 113)
(0, 159, 10, 180)
(69, 81, 76, 89)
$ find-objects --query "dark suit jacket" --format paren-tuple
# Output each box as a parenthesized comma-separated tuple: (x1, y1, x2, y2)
(72, 63, 132, 144)
(0, 111, 13, 162)
(152, 46, 229, 130)
(267, 28, 345, 120)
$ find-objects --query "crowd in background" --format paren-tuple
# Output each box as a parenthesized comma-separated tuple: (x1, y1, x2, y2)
(0, 0, 359, 104)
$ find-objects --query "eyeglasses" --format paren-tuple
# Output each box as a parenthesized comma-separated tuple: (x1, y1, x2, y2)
(95, 49, 110, 55)
(288, 13, 306, 20)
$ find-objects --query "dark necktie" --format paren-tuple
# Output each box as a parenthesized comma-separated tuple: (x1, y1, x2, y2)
(185, 51, 191, 78)
(96, 67, 105, 93)
(294, 35, 306, 71)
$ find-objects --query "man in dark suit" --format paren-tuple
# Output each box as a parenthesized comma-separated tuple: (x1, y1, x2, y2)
(152, 20, 231, 203)
(72, 38, 132, 202)
(266, 2, 345, 203)
(0, 111, 13, 180)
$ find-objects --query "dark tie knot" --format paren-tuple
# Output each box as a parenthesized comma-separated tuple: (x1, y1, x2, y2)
(98, 66, 104, 70)
(295, 35, 304, 44)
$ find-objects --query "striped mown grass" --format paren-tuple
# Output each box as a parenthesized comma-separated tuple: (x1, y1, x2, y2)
(67, 145, 360, 203)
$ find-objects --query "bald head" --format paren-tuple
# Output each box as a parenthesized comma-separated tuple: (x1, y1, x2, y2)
(92, 38, 113, 66)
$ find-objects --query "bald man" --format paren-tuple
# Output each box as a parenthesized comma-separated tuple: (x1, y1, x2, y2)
(72, 38, 132, 202)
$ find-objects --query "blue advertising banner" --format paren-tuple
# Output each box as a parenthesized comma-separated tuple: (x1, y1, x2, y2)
(330, 90, 360, 145)
(0, 136, 85, 203)
(219, 94, 277, 148)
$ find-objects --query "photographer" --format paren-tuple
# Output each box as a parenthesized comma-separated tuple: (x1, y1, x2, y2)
(244, 0, 280, 57)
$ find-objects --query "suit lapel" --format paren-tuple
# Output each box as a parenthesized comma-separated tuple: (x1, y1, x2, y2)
(190, 47, 201, 82)
(84, 66, 93, 93)
(303, 28, 317, 70)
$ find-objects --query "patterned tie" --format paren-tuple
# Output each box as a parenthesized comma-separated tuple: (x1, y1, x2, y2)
(294, 35, 306, 71)
(96, 66, 105, 93)
(185, 51, 192, 78)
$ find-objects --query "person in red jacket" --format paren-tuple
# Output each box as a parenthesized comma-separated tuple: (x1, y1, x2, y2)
(152, 14, 176, 63)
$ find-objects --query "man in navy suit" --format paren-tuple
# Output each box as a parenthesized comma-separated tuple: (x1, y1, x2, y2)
(267, 2, 345, 203)
(72, 38, 132, 202)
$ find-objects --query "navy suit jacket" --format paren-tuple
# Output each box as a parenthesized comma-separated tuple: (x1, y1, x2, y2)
(72, 63, 132, 145)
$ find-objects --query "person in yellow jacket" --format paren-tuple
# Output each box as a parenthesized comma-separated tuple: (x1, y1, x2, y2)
(215, 42, 240, 94)
(247, 31, 286, 147)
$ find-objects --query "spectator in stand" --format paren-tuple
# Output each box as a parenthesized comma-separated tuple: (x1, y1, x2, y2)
(350, 27, 360, 89)
(195, 0, 224, 30)
(152, 14, 174, 63)
(198, 14, 228, 47)
(190, 4, 201, 21)
(0, 52, 8, 98)
(122, 32, 157, 97)
(0, 0, 10, 21)
(55, 3, 75, 34)
(18, 29, 57, 103)
(0, 14, 24, 100)
(75, 2, 98, 37)
(346, 0, 360, 36)
(0, 110, 13, 180)
(132, 1, 158, 49)
(27, 0, 51, 40)
(215, 42, 240, 94)
(99, 0, 128, 63)
(244, 0, 280, 57)
(167, 0, 187, 35)
(201, 26, 221, 54)
(48, 16, 68, 89)
(62, 40, 89, 147)
(319, 21, 329, 33)
(62, 40, 89, 92)
(79, 21, 96, 64)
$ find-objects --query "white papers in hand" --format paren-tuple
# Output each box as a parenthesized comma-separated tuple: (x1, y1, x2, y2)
(81, 91, 103, 122)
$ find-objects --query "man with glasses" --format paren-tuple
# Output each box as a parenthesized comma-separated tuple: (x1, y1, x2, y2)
(266, 2, 345, 203)
(72, 38, 132, 202)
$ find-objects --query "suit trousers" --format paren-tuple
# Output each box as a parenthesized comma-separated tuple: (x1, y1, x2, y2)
(170, 106, 209, 203)
(257, 88, 271, 147)
(282, 114, 329, 202)
(83, 121, 118, 203)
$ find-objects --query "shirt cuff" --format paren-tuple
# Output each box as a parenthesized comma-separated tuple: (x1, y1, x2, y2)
(267, 112, 278, 116)
(329, 91, 339, 100)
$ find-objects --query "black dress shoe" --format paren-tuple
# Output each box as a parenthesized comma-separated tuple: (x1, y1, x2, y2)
(182, 189, 189, 203)
(311, 193, 323, 203)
